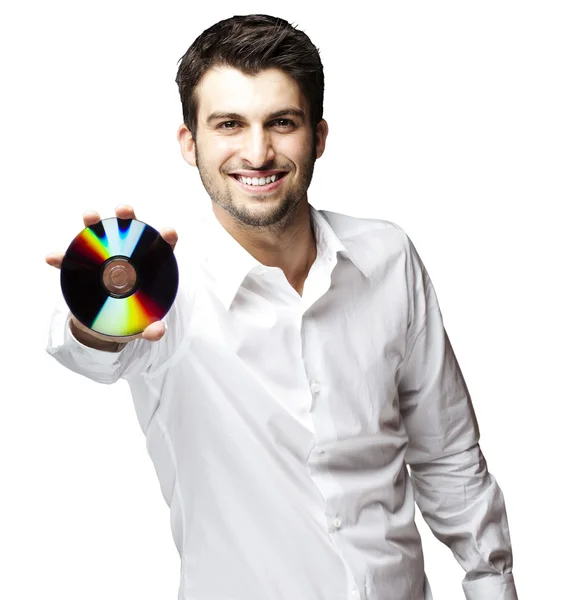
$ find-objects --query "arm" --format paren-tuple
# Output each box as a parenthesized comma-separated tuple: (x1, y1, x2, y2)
(397, 234, 518, 600)
(44, 205, 180, 385)
(45, 294, 160, 384)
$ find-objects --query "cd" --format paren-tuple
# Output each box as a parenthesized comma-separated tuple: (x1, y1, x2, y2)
(60, 217, 179, 339)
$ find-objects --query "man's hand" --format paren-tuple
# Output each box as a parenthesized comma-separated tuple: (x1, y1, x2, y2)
(45, 204, 178, 349)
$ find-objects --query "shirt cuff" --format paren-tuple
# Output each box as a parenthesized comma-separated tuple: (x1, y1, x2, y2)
(462, 573, 518, 600)
(65, 314, 127, 365)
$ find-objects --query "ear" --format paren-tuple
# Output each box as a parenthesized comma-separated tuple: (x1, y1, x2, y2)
(314, 119, 329, 159)
(177, 123, 196, 167)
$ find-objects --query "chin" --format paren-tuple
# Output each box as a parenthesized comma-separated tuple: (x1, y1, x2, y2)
(239, 200, 297, 228)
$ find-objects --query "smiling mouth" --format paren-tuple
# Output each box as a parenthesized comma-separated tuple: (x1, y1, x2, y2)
(229, 172, 288, 192)
(230, 172, 287, 185)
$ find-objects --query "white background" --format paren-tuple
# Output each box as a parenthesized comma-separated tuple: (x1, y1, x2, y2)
(1, 1, 560, 598)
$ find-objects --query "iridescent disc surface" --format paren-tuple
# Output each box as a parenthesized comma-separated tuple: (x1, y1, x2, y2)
(60, 217, 179, 338)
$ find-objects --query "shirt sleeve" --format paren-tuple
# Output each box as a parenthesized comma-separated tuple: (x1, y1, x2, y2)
(396, 234, 518, 600)
(45, 294, 162, 384)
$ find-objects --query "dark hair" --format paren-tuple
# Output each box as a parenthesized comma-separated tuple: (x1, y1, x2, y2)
(175, 14, 324, 140)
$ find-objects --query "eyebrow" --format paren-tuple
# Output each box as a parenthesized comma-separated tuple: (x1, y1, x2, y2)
(206, 108, 306, 125)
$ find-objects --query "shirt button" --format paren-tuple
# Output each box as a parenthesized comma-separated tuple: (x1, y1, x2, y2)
(333, 516, 342, 530)
(310, 381, 321, 394)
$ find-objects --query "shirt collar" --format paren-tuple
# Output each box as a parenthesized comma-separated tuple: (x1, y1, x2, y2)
(309, 206, 368, 278)
(200, 203, 368, 310)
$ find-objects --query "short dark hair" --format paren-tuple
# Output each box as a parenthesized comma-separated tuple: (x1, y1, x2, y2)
(175, 14, 324, 140)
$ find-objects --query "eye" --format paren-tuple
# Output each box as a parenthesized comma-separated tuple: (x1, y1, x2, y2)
(219, 121, 239, 129)
(272, 119, 295, 129)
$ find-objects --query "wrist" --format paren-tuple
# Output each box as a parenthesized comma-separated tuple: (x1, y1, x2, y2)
(69, 318, 126, 352)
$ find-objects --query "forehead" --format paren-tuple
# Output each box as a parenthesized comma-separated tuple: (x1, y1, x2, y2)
(196, 66, 307, 120)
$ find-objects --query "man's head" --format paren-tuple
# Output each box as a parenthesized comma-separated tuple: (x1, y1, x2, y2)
(175, 14, 328, 229)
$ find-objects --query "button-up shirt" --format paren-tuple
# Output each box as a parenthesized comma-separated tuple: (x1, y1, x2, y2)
(46, 204, 518, 600)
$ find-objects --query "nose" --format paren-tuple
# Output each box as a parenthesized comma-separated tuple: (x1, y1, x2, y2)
(239, 125, 275, 167)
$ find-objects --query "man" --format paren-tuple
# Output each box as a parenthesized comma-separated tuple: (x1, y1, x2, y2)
(45, 14, 518, 600)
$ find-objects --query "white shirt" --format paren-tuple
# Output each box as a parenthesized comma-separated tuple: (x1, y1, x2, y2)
(46, 204, 518, 600)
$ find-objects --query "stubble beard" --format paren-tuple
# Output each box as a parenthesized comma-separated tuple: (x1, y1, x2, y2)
(194, 143, 317, 231)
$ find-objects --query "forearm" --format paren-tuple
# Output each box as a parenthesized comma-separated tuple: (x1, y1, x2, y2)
(45, 292, 181, 383)
(396, 231, 518, 598)
(410, 443, 518, 600)
(46, 299, 128, 384)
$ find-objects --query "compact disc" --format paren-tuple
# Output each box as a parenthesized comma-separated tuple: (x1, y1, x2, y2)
(60, 217, 178, 339)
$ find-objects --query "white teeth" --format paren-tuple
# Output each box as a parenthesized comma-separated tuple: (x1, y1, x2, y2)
(238, 174, 279, 186)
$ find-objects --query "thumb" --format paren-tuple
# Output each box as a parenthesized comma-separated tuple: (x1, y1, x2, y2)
(142, 321, 166, 342)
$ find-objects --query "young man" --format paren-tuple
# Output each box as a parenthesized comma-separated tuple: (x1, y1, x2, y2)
(45, 14, 518, 600)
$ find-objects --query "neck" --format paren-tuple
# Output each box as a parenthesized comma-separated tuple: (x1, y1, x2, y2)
(212, 200, 317, 296)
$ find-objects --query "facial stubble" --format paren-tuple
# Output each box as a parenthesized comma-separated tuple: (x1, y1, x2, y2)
(194, 139, 317, 231)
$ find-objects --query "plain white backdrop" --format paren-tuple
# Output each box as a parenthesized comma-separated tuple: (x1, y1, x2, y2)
(1, 1, 560, 598)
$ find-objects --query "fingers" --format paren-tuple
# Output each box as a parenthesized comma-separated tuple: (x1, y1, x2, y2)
(46, 210, 102, 269)
(115, 205, 177, 250)
(45, 251, 64, 269)
(47, 205, 176, 271)
(115, 204, 137, 220)
(142, 321, 166, 342)
(114, 207, 177, 251)
(159, 226, 178, 251)
(83, 210, 101, 228)
(83, 205, 136, 227)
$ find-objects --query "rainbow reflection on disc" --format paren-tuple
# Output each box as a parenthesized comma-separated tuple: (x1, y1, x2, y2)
(60, 217, 178, 338)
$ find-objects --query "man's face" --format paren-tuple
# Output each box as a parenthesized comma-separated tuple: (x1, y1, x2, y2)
(178, 66, 328, 229)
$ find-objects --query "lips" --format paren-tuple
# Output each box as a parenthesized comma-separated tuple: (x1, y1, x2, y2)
(229, 170, 287, 178)
(229, 172, 288, 194)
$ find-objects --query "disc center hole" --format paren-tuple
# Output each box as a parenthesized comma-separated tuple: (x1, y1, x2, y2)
(110, 265, 129, 288)
(102, 258, 137, 296)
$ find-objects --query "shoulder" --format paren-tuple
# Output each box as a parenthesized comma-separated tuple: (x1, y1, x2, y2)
(315, 208, 416, 273)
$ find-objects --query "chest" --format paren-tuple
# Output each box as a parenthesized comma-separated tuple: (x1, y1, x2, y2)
(174, 256, 410, 443)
